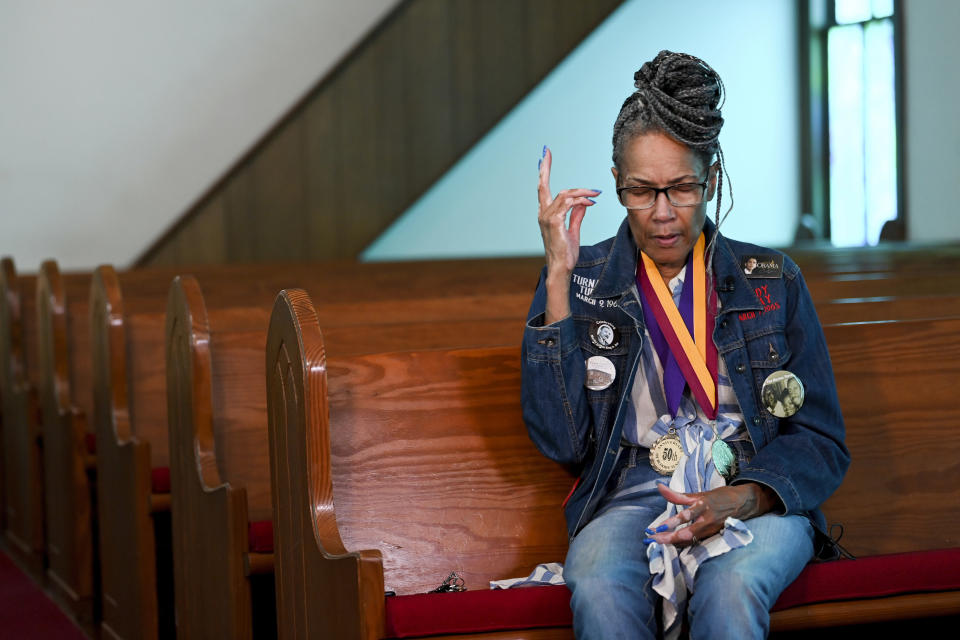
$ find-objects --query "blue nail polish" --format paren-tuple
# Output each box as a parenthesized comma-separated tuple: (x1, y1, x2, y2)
(643, 538, 655, 544)
(656, 524, 669, 533)
(538, 159, 542, 171)
(645, 528, 655, 535)
(586, 198, 596, 204)
(593, 189, 603, 193)
(542, 145, 547, 158)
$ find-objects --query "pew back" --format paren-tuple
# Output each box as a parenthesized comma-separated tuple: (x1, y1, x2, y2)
(267, 289, 574, 639)
(0, 258, 44, 576)
(36, 261, 97, 626)
(821, 316, 960, 555)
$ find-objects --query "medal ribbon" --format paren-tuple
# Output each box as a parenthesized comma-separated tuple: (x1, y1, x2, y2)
(637, 234, 718, 418)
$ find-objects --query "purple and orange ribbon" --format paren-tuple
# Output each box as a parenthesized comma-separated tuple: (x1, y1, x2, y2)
(637, 234, 718, 419)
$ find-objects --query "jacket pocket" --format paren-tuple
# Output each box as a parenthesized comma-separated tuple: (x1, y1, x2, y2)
(744, 330, 792, 370)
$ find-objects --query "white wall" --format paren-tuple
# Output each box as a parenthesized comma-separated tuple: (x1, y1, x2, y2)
(902, 0, 960, 242)
(0, 0, 399, 271)
(364, 0, 799, 261)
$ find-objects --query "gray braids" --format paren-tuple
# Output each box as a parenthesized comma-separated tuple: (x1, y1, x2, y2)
(612, 50, 734, 236)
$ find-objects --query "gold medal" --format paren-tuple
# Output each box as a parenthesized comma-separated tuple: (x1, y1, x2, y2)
(650, 429, 684, 475)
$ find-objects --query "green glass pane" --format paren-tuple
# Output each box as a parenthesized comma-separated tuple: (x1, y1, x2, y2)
(836, 0, 871, 24)
(872, 0, 894, 19)
(828, 25, 866, 246)
(864, 19, 897, 244)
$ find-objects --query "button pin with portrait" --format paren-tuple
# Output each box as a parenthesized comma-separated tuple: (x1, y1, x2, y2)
(761, 370, 805, 418)
(589, 320, 619, 350)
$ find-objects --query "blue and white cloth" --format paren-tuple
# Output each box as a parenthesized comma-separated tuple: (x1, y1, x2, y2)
(489, 562, 564, 589)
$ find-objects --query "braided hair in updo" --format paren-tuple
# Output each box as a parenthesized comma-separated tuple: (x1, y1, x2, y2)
(612, 50, 733, 237)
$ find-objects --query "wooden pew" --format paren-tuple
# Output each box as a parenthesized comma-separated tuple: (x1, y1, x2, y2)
(789, 242, 960, 276)
(164, 270, 536, 639)
(89, 258, 539, 639)
(266, 292, 960, 638)
(803, 272, 960, 302)
(814, 294, 960, 325)
(768, 315, 960, 630)
(35, 261, 98, 629)
(0, 257, 45, 579)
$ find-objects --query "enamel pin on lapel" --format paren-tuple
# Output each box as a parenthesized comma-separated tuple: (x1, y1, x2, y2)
(741, 254, 783, 279)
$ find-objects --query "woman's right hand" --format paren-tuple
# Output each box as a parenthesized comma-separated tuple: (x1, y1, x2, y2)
(537, 146, 600, 323)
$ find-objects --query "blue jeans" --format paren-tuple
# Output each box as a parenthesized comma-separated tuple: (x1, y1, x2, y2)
(564, 450, 814, 639)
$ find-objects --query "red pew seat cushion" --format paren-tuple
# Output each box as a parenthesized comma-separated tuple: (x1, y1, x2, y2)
(382, 549, 960, 638)
(772, 547, 960, 611)
(248, 521, 274, 553)
(150, 467, 170, 494)
(384, 584, 572, 638)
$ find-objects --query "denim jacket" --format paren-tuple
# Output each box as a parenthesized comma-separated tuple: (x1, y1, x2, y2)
(521, 218, 849, 542)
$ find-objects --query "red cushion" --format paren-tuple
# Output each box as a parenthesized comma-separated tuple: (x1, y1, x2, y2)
(150, 467, 170, 494)
(383, 549, 960, 637)
(248, 520, 274, 553)
(84, 432, 96, 455)
(384, 585, 572, 638)
(773, 548, 960, 611)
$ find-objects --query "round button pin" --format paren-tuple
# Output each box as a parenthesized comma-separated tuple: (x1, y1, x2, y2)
(589, 320, 619, 350)
(585, 355, 616, 391)
(761, 370, 805, 418)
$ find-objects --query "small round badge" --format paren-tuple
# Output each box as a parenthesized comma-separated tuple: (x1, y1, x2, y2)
(712, 439, 738, 480)
(589, 320, 619, 350)
(761, 370, 805, 418)
(585, 355, 616, 391)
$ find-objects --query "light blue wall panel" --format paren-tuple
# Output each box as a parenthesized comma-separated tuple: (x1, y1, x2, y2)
(365, 0, 798, 261)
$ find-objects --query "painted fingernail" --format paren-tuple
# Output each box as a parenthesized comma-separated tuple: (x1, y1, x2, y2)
(586, 198, 596, 204)
(592, 189, 603, 193)
(542, 145, 547, 158)
(538, 159, 542, 171)
(643, 538, 655, 544)
(656, 524, 670, 533)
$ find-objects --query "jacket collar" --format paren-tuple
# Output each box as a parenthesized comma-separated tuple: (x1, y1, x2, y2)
(590, 217, 763, 312)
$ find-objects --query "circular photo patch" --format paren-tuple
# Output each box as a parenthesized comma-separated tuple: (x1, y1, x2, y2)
(761, 370, 805, 418)
(589, 320, 619, 350)
(585, 355, 616, 391)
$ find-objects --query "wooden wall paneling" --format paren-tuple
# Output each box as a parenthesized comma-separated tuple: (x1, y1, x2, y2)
(402, 0, 455, 199)
(477, 0, 527, 123)
(248, 117, 308, 261)
(303, 90, 342, 260)
(523, 1, 560, 84)
(371, 9, 409, 249)
(181, 192, 228, 264)
(450, 1, 481, 151)
(337, 34, 387, 252)
(224, 159, 258, 263)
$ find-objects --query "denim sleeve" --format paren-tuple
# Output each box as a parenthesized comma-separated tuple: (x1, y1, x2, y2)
(732, 263, 851, 516)
(520, 269, 592, 465)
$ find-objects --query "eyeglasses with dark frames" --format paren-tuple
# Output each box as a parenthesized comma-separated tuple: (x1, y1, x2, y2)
(616, 179, 708, 210)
